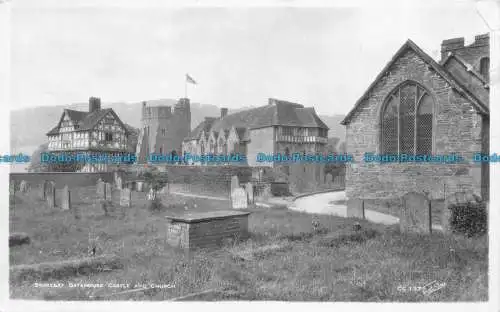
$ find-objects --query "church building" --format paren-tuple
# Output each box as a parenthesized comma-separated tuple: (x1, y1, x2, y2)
(341, 34, 490, 203)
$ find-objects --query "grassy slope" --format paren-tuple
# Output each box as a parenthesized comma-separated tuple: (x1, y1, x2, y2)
(9, 186, 487, 301)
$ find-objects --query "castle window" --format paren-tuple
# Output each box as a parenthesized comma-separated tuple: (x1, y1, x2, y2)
(480, 57, 489, 80)
(381, 82, 433, 155)
(161, 128, 166, 136)
(281, 127, 293, 136)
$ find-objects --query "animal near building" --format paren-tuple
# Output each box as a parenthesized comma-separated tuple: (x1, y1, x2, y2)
(46, 97, 133, 172)
(182, 98, 330, 192)
(135, 98, 191, 163)
(341, 34, 490, 202)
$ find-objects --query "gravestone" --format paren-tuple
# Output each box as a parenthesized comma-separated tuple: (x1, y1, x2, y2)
(325, 173, 333, 186)
(230, 175, 240, 193)
(136, 181, 144, 192)
(347, 199, 365, 219)
(231, 187, 248, 209)
(40, 180, 48, 200)
(246, 182, 254, 204)
(61, 185, 71, 210)
(96, 179, 105, 199)
(19, 180, 29, 193)
(400, 192, 432, 234)
(105, 183, 112, 201)
(147, 188, 156, 201)
(46, 182, 56, 209)
(120, 188, 131, 207)
(115, 175, 123, 190)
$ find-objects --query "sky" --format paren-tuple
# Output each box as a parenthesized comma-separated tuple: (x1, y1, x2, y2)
(9, 0, 492, 116)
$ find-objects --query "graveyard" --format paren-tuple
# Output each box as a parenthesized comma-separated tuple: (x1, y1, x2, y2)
(9, 177, 488, 301)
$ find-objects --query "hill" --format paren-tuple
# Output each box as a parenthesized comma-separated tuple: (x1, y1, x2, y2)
(10, 100, 345, 157)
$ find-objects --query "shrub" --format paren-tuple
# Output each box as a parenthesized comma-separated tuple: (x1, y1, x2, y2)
(448, 202, 487, 237)
(9, 233, 30, 247)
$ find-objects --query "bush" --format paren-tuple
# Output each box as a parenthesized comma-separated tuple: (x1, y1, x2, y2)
(448, 202, 487, 237)
(9, 233, 31, 247)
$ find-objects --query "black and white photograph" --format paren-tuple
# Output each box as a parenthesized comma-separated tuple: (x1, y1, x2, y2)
(2, 0, 499, 307)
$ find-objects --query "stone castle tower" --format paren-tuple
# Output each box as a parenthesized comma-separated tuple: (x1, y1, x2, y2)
(135, 98, 191, 163)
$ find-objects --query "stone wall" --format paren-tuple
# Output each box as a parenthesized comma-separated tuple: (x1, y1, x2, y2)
(247, 127, 275, 167)
(345, 48, 486, 200)
(9, 172, 113, 188)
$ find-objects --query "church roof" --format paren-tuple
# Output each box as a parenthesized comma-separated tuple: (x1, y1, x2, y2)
(341, 39, 489, 125)
(46, 108, 129, 135)
(440, 53, 489, 107)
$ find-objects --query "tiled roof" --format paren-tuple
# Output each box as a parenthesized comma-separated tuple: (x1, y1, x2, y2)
(207, 99, 328, 133)
(46, 108, 129, 135)
(341, 39, 489, 125)
(184, 117, 217, 141)
(441, 53, 489, 107)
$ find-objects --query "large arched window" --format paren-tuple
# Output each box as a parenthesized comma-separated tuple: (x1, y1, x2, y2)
(480, 57, 489, 81)
(381, 82, 433, 155)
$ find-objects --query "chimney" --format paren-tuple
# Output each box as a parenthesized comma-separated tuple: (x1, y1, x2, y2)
(440, 37, 464, 61)
(220, 108, 228, 119)
(89, 97, 101, 113)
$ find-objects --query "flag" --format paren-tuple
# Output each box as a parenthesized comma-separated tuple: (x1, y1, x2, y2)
(186, 74, 197, 85)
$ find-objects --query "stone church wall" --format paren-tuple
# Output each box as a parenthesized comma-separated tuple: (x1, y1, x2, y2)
(345, 49, 486, 200)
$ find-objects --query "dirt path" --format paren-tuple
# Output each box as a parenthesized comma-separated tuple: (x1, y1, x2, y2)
(290, 191, 399, 225)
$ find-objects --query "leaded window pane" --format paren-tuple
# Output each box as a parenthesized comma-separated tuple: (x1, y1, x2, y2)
(417, 94, 433, 155)
(399, 84, 416, 155)
(381, 82, 433, 156)
(382, 94, 398, 154)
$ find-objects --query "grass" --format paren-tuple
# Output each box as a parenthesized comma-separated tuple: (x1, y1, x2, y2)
(9, 186, 488, 301)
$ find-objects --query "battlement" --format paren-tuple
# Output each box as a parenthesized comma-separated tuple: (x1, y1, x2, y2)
(440, 33, 489, 61)
(141, 105, 173, 121)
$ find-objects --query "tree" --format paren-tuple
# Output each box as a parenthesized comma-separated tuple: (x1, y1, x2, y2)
(143, 170, 168, 210)
(28, 143, 50, 172)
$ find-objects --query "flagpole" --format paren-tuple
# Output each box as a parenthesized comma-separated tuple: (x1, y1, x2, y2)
(184, 75, 187, 99)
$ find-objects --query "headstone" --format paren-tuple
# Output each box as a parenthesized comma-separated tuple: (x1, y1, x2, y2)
(147, 188, 156, 201)
(40, 180, 48, 200)
(61, 185, 71, 210)
(246, 182, 254, 204)
(115, 175, 123, 190)
(46, 183, 56, 209)
(105, 183, 112, 201)
(231, 187, 248, 209)
(230, 175, 240, 193)
(136, 181, 144, 192)
(347, 199, 365, 219)
(96, 179, 105, 199)
(326, 173, 333, 185)
(120, 188, 132, 207)
(400, 192, 432, 234)
(19, 180, 29, 193)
